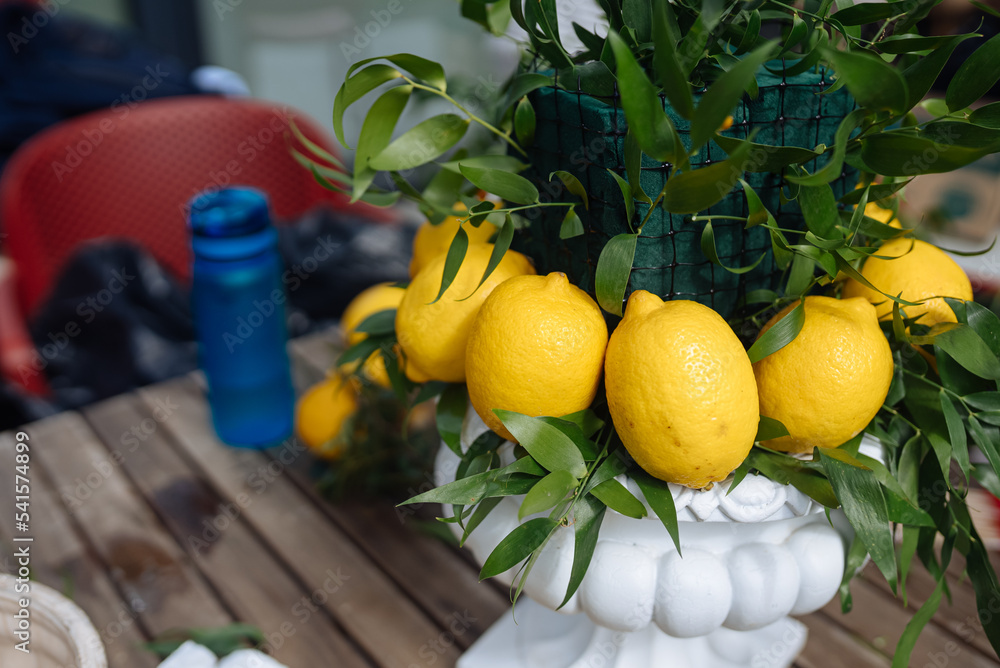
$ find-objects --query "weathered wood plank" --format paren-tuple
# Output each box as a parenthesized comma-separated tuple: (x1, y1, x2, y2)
(140, 375, 461, 668)
(286, 335, 510, 647)
(796, 611, 889, 668)
(0, 430, 158, 668)
(862, 557, 997, 658)
(20, 412, 234, 635)
(80, 392, 372, 668)
(824, 570, 1000, 666)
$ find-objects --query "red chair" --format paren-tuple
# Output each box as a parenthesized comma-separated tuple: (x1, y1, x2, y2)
(0, 96, 374, 393)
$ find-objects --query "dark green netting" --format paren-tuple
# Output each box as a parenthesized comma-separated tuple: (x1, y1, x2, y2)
(514, 63, 857, 318)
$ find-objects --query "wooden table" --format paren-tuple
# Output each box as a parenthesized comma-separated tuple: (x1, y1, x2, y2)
(1, 330, 999, 668)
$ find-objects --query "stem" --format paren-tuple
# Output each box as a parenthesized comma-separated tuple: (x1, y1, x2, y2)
(691, 215, 748, 222)
(406, 79, 528, 157)
(881, 403, 923, 434)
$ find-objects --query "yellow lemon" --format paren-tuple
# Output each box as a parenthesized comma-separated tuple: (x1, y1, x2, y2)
(340, 282, 405, 388)
(753, 296, 893, 454)
(295, 375, 359, 459)
(863, 200, 897, 226)
(409, 205, 498, 278)
(841, 237, 972, 326)
(396, 243, 535, 383)
(466, 272, 608, 441)
(604, 292, 759, 489)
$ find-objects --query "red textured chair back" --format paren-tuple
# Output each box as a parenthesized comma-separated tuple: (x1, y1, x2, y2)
(0, 96, 353, 316)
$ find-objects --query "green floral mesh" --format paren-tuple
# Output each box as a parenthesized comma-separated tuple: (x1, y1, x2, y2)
(515, 64, 857, 319)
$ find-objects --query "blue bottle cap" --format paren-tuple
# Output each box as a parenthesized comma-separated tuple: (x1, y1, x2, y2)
(188, 187, 277, 262)
(188, 187, 270, 238)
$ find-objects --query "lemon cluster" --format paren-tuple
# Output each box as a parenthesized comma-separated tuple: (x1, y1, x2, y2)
(300, 205, 973, 489)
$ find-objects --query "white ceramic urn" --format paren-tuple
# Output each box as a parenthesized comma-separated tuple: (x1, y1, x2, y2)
(435, 408, 875, 668)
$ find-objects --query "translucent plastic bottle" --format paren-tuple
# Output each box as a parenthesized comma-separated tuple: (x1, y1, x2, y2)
(188, 187, 294, 448)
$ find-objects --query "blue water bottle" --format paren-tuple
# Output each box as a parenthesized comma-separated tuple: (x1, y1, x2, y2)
(188, 187, 294, 448)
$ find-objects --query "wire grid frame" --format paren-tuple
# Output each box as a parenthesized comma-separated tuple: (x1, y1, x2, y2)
(514, 61, 858, 319)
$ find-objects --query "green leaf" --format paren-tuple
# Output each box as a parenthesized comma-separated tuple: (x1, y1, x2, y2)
(590, 479, 647, 519)
(715, 135, 822, 173)
(333, 65, 402, 147)
(819, 448, 897, 592)
(353, 309, 396, 336)
(480, 518, 559, 580)
(877, 33, 976, 54)
(459, 164, 539, 205)
(797, 182, 840, 237)
(436, 385, 469, 456)
(557, 409, 605, 439)
(607, 169, 636, 227)
(595, 233, 638, 316)
(933, 325, 1000, 380)
(404, 466, 539, 507)
(534, 416, 600, 460)
(902, 34, 974, 110)
(891, 578, 944, 668)
(337, 337, 381, 368)
(608, 32, 678, 162)
(970, 415, 1000, 478)
(462, 214, 514, 300)
(519, 470, 578, 520)
(964, 537, 1000, 660)
(947, 33, 1000, 112)
(689, 42, 776, 151)
(966, 392, 1000, 411)
(741, 180, 774, 229)
(940, 391, 970, 479)
(369, 115, 469, 171)
(651, 1, 694, 120)
(439, 155, 528, 174)
(786, 109, 867, 186)
(747, 301, 805, 364)
(971, 101, 1000, 129)
(837, 179, 910, 206)
(625, 131, 651, 205)
(514, 97, 536, 147)
(632, 469, 681, 553)
(560, 494, 606, 608)
(756, 415, 789, 441)
(290, 120, 345, 170)
(505, 72, 553, 106)
(550, 171, 590, 209)
(560, 207, 585, 239)
(494, 410, 588, 478)
(822, 47, 909, 113)
(662, 139, 753, 214)
(353, 85, 412, 201)
(839, 534, 869, 613)
(700, 221, 766, 274)
(347, 53, 446, 90)
(430, 226, 469, 304)
(623, 0, 652, 41)
(859, 131, 999, 176)
(966, 301, 1000, 356)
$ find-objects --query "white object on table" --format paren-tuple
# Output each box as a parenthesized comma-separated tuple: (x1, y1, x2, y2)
(158, 642, 290, 668)
(219, 649, 291, 668)
(158, 641, 217, 668)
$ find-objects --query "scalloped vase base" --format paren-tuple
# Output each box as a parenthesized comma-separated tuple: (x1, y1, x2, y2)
(459, 598, 806, 668)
